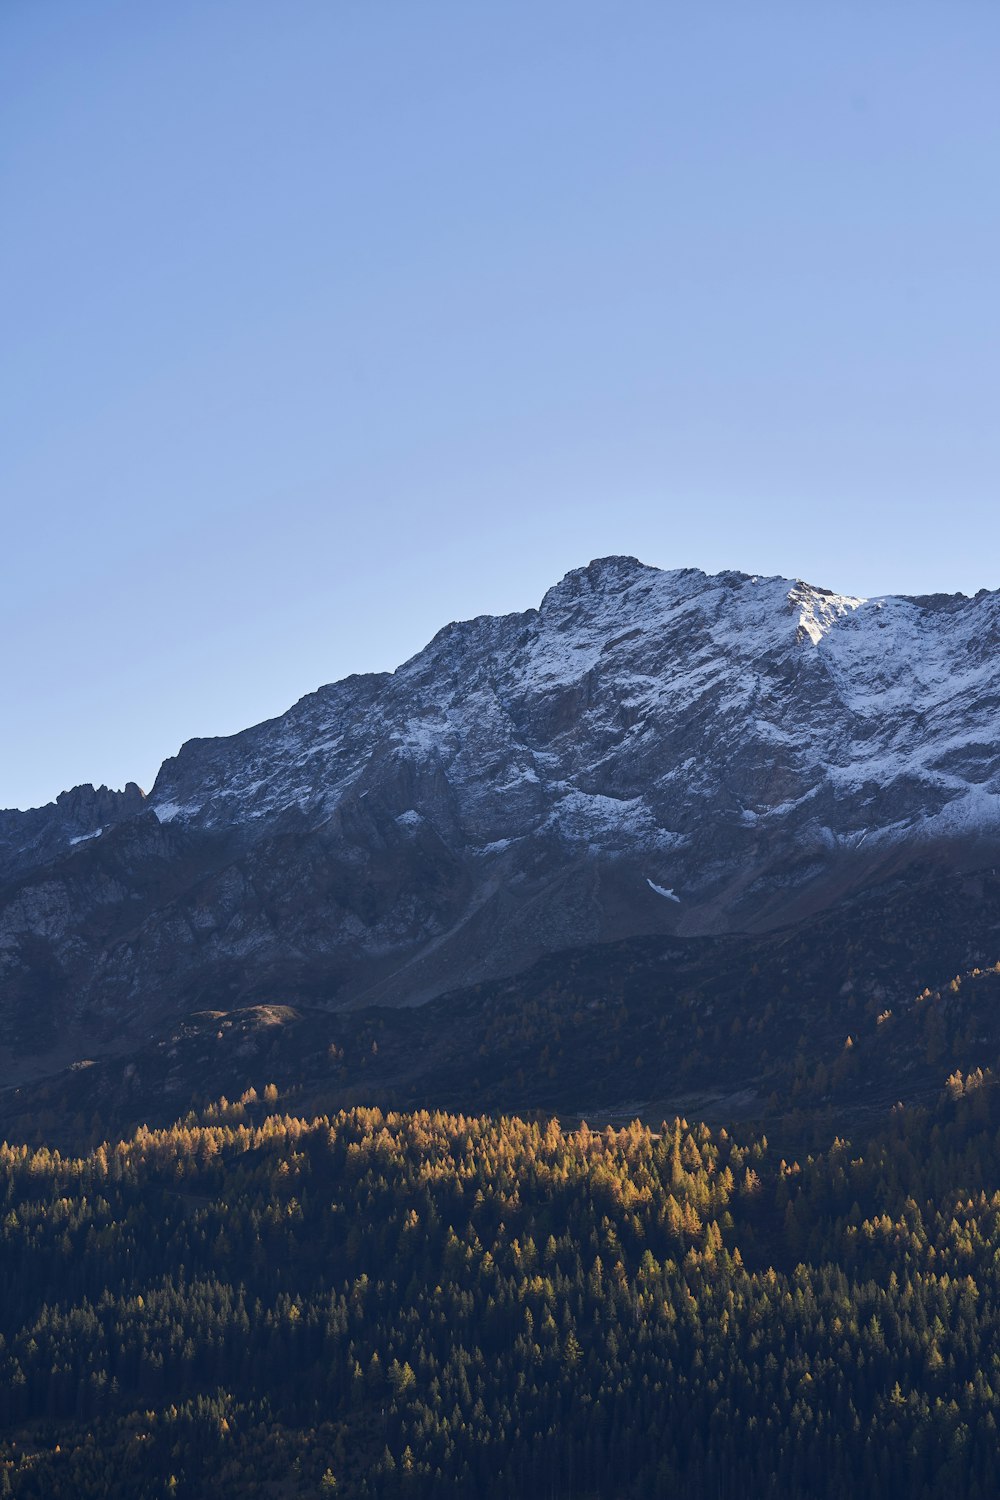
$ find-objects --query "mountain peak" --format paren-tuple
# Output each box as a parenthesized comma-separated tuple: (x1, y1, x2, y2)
(540, 555, 657, 609)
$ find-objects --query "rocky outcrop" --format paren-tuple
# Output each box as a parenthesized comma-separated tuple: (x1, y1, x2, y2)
(0, 781, 147, 883)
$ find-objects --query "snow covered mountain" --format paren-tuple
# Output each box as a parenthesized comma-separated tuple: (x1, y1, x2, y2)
(3, 556, 1000, 1058)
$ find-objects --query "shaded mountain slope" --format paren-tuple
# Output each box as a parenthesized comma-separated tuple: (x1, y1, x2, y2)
(6, 858, 1000, 1152)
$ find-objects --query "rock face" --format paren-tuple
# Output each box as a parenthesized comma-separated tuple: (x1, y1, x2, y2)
(0, 781, 147, 883)
(3, 557, 1000, 1055)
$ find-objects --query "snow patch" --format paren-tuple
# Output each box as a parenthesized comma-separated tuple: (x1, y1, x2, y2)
(647, 878, 681, 903)
(475, 837, 515, 855)
(788, 583, 866, 646)
(543, 790, 682, 853)
(152, 802, 201, 824)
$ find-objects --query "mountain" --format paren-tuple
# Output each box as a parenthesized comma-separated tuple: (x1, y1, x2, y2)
(0, 780, 146, 883)
(3, 556, 1000, 1071)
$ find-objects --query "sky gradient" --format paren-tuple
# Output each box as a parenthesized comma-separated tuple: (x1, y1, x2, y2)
(3, 1, 999, 810)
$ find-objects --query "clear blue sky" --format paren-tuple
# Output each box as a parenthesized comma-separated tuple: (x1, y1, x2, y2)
(3, 1, 999, 811)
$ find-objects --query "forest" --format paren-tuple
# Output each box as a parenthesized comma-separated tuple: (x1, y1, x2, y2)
(3, 1069, 1000, 1497)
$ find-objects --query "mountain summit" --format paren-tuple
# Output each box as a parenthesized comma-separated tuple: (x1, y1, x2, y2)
(3, 558, 999, 1058)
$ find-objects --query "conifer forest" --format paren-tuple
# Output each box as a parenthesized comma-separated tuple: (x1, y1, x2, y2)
(3, 1070, 1000, 1497)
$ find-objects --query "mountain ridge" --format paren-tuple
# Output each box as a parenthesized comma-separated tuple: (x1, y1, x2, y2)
(4, 555, 992, 824)
(3, 556, 999, 1068)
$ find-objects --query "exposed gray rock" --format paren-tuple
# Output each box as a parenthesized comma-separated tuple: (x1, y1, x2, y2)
(0, 781, 146, 883)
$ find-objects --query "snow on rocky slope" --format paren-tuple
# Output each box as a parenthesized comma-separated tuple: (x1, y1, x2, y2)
(3, 557, 1000, 1049)
(143, 556, 1000, 886)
